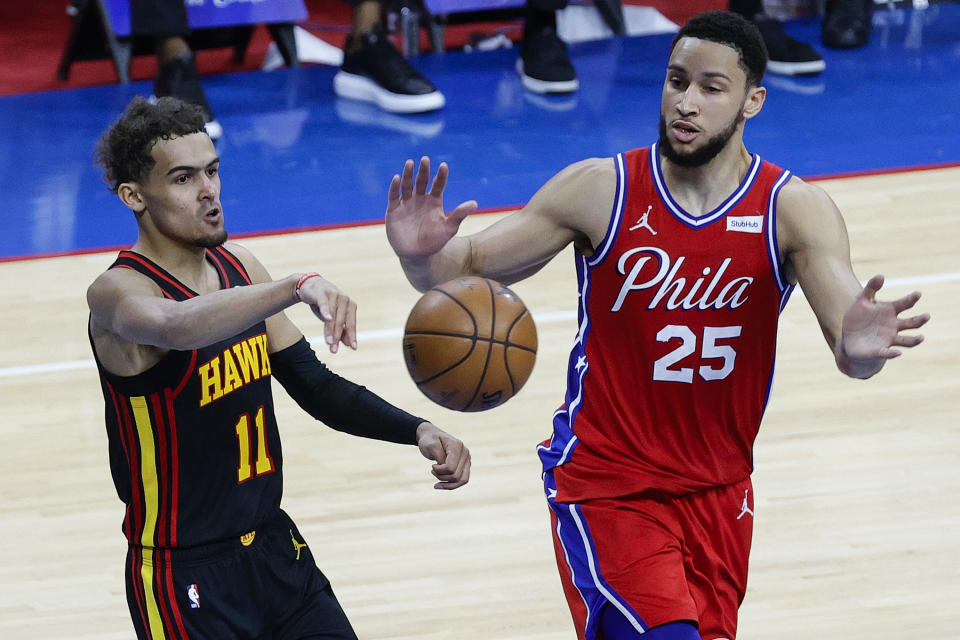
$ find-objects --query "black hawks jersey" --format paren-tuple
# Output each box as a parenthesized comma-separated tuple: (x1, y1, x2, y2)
(91, 246, 283, 548)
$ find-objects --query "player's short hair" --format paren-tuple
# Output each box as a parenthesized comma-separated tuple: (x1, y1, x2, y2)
(670, 11, 768, 88)
(94, 96, 206, 193)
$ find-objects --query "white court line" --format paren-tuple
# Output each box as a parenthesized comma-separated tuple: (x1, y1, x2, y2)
(1, 272, 955, 379)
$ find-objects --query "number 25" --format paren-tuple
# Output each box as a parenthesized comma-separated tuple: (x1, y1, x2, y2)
(653, 325, 742, 383)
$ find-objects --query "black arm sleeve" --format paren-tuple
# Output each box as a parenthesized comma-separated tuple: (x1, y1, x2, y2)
(270, 337, 424, 445)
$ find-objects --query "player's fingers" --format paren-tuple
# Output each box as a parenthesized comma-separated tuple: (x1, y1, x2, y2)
(435, 477, 468, 490)
(433, 467, 469, 490)
(343, 299, 358, 350)
(328, 293, 349, 354)
(387, 174, 401, 207)
(447, 200, 478, 228)
(860, 274, 884, 300)
(439, 453, 470, 489)
(415, 156, 430, 194)
(320, 299, 339, 352)
(448, 440, 469, 476)
(429, 162, 449, 197)
(898, 312, 929, 331)
(453, 447, 471, 483)
(400, 159, 415, 200)
(892, 334, 924, 348)
(878, 346, 902, 359)
(434, 442, 464, 476)
(892, 291, 922, 314)
(432, 465, 455, 481)
(313, 300, 333, 322)
(431, 438, 462, 469)
(433, 444, 470, 487)
(422, 439, 446, 466)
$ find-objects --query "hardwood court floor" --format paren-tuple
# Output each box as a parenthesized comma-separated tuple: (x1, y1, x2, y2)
(0, 168, 957, 639)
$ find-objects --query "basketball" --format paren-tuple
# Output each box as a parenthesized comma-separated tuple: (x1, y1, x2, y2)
(403, 277, 538, 412)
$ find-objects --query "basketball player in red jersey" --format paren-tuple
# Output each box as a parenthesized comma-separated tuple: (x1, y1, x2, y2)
(384, 11, 928, 640)
(87, 96, 470, 640)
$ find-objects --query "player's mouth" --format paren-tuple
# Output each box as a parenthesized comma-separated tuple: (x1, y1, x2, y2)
(203, 207, 222, 223)
(671, 121, 700, 143)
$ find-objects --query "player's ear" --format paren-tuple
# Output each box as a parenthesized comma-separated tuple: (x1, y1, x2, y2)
(742, 85, 766, 120)
(118, 182, 146, 214)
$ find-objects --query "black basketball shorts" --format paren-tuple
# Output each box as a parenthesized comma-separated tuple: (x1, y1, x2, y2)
(124, 509, 357, 640)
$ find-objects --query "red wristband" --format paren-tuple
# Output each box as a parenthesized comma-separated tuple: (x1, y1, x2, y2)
(295, 273, 321, 301)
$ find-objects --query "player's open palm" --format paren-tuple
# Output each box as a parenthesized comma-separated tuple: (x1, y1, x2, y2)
(841, 274, 929, 362)
(386, 156, 477, 258)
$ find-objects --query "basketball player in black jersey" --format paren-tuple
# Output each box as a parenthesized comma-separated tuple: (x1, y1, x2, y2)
(87, 96, 471, 640)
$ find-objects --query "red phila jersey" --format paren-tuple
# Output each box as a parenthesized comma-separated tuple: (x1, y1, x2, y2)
(539, 145, 794, 501)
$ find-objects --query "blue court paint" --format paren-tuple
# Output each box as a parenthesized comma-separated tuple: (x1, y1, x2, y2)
(1, 3, 958, 258)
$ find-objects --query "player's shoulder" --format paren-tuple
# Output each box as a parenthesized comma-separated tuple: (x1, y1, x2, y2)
(558, 156, 618, 182)
(221, 240, 255, 262)
(775, 175, 846, 252)
(545, 157, 618, 204)
(87, 259, 160, 303)
(777, 174, 835, 213)
(220, 241, 272, 284)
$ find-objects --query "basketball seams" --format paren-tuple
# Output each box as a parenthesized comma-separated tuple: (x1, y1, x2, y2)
(504, 309, 535, 349)
(460, 280, 497, 411)
(503, 308, 535, 394)
(409, 335, 478, 385)
(431, 288, 479, 338)
(405, 330, 536, 353)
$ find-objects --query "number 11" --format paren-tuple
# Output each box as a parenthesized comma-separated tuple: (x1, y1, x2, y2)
(235, 406, 274, 483)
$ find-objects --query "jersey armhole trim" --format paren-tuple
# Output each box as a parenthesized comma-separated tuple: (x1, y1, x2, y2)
(587, 153, 626, 268)
(211, 246, 253, 286)
(766, 168, 793, 296)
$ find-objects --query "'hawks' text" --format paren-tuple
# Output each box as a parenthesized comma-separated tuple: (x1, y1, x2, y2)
(198, 334, 271, 407)
(613, 247, 754, 312)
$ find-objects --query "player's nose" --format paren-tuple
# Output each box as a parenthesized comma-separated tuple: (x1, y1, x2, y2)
(677, 88, 699, 115)
(198, 174, 218, 200)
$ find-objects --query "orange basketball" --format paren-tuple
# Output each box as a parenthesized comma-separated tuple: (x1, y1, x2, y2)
(403, 277, 538, 412)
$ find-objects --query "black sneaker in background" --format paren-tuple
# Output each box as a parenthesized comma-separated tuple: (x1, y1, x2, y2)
(154, 52, 222, 140)
(754, 16, 826, 76)
(822, 0, 872, 49)
(517, 25, 578, 94)
(333, 28, 445, 114)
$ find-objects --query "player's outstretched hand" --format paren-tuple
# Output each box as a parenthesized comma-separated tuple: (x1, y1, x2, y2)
(838, 274, 929, 377)
(386, 157, 478, 259)
(415, 422, 471, 490)
(295, 274, 358, 353)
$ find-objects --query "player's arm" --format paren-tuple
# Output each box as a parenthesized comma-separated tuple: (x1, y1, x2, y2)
(385, 156, 615, 291)
(777, 178, 928, 379)
(224, 242, 357, 355)
(230, 244, 471, 490)
(86, 265, 303, 353)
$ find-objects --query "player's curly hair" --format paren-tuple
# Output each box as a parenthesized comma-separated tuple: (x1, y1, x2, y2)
(671, 11, 768, 88)
(94, 96, 206, 193)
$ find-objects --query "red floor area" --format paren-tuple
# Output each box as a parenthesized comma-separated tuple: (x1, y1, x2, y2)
(0, 0, 722, 96)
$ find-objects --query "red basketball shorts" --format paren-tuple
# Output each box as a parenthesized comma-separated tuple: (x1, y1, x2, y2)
(544, 472, 754, 640)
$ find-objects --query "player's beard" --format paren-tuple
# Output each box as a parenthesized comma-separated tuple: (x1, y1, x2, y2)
(658, 111, 742, 168)
(195, 229, 228, 248)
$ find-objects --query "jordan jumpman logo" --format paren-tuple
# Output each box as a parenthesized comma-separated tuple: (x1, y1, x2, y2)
(628, 205, 657, 235)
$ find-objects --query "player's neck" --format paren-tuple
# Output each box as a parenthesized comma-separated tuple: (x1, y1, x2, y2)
(131, 235, 216, 292)
(660, 143, 752, 217)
